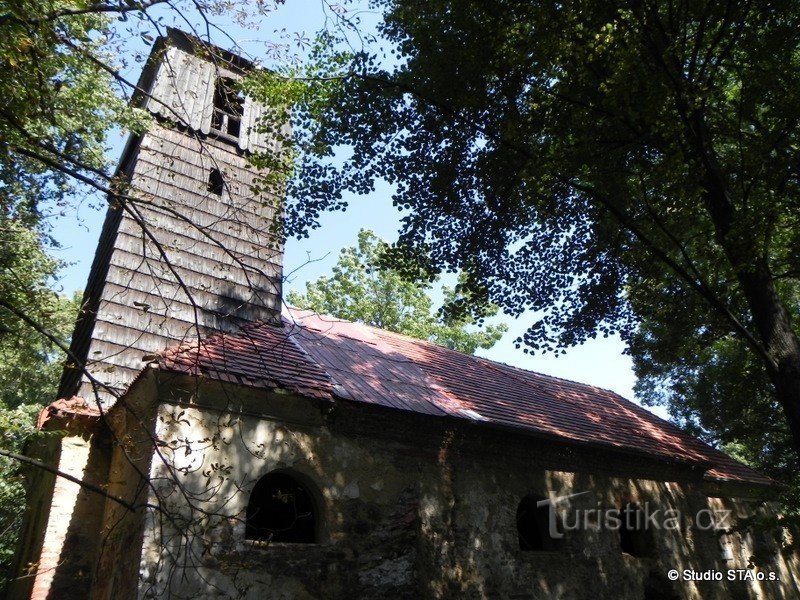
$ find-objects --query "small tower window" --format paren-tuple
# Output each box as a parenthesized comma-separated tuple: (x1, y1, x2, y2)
(208, 168, 224, 195)
(619, 502, 650, 557)
(210, 77, 244, 140)
(246, 472, 317, 543)
(517, 494, 562, 551)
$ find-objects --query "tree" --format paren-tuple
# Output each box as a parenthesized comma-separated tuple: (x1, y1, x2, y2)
(265, 0, 800, 471)
(0, 0, 142, 225)
(0, 218, 78, 583)
(631, 301, 799, 484)
(287, 229, 507, 354)
(0, 222, 79, 410)
(0, 3, 150, 578)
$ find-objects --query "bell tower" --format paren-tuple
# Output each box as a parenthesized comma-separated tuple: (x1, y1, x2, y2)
(59, 29, 284, 404)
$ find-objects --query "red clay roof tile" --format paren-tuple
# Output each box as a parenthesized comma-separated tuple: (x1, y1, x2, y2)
(158, 308, 773, 487)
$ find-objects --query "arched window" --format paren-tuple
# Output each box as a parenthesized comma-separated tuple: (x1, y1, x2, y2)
(245, 472, 316, 543)
(517, 494, 562, 551)
(619, 502, 650, 557)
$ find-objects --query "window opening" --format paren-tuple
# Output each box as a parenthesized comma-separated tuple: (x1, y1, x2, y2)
(208, 168, 224, 195)
(517, 494, 561, 551)
(619, 502, 650, 557)
(210, 77, 244, 139)
(643, 573, 681, 599)
(245, 472, 316, 543)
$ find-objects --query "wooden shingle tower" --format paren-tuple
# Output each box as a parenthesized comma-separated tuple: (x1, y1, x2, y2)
(60, 29, 284, 405)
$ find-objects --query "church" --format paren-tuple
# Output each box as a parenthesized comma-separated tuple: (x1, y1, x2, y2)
(7, 29, 800, 600)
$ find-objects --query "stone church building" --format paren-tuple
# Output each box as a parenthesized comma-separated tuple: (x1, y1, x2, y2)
(7, 29, 800, 600)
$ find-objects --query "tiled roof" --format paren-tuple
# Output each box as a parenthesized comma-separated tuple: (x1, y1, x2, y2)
(160, 319, 336, 400)
(158, 307, 773, 487)
(38, 396, 102, 430)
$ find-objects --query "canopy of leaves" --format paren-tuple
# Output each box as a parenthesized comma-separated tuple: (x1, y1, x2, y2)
(632, 296, 800, 481)
(0, 221, 78, 408)
(260, 0, 800, 471)
(280, 0, 799, 348)
(0, 0, 149, 229)
(287, 229, 507, 354)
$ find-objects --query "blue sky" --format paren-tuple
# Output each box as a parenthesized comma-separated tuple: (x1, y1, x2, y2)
(48, 0, 664, 416)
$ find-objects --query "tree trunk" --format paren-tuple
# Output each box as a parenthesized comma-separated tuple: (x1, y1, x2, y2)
(773, 363, 800, 464)
(735, 261, 800, 465)
(683, 105, 800, 467)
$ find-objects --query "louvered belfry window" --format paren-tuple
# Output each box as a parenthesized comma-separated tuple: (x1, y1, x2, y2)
(210, 77, 244, 140)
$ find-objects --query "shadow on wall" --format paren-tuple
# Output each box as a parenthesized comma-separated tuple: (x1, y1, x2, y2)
(44, 433, 112, 599)
(212, 283, 279, 333)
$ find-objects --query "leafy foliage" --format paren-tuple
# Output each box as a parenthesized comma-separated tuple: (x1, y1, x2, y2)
(0, 223, 78, 409)
(242, 31, 354, 226)
(0, 218, 77, 583)
(287, 229, 507, 354)
(633, 302, 800, 485)
(0, 404, 41, 580)
(266, 0, 800, 470)
(0, 0, 149, 229)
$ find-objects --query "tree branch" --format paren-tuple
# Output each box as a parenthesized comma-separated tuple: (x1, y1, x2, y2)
(0, 448, 155, 513)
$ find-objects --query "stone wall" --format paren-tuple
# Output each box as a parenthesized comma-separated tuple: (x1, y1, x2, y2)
(123, 375, 800, 600)
(8, 423, 111, 600)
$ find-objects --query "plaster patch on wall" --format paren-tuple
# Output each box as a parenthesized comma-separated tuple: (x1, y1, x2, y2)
(358, 554, 414, 587)
(343, 482, 360, 499)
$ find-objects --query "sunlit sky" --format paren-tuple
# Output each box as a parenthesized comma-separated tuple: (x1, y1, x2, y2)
(47, 0, 667, 418)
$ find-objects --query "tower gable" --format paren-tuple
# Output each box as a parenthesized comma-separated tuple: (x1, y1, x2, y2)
(137, 28, 277, 153)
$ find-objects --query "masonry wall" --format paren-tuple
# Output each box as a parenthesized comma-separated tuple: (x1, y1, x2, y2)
(8, 426, 112, 600)
(91, 374, 159, 600)
(5, 437, 59, 600)
(123, 378, 800, 600)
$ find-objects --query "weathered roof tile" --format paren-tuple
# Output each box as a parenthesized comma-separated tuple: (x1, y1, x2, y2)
(158, 308, 773, 487)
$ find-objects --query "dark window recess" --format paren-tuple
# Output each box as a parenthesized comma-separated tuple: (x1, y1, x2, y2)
(643, 573, 682, 600)
(619, 503, 650, 557)
(208, 168, 224, 195)
(245, 472, 316, 543)
(517, 495, 561, 551)
(210, 77, 244, 139)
